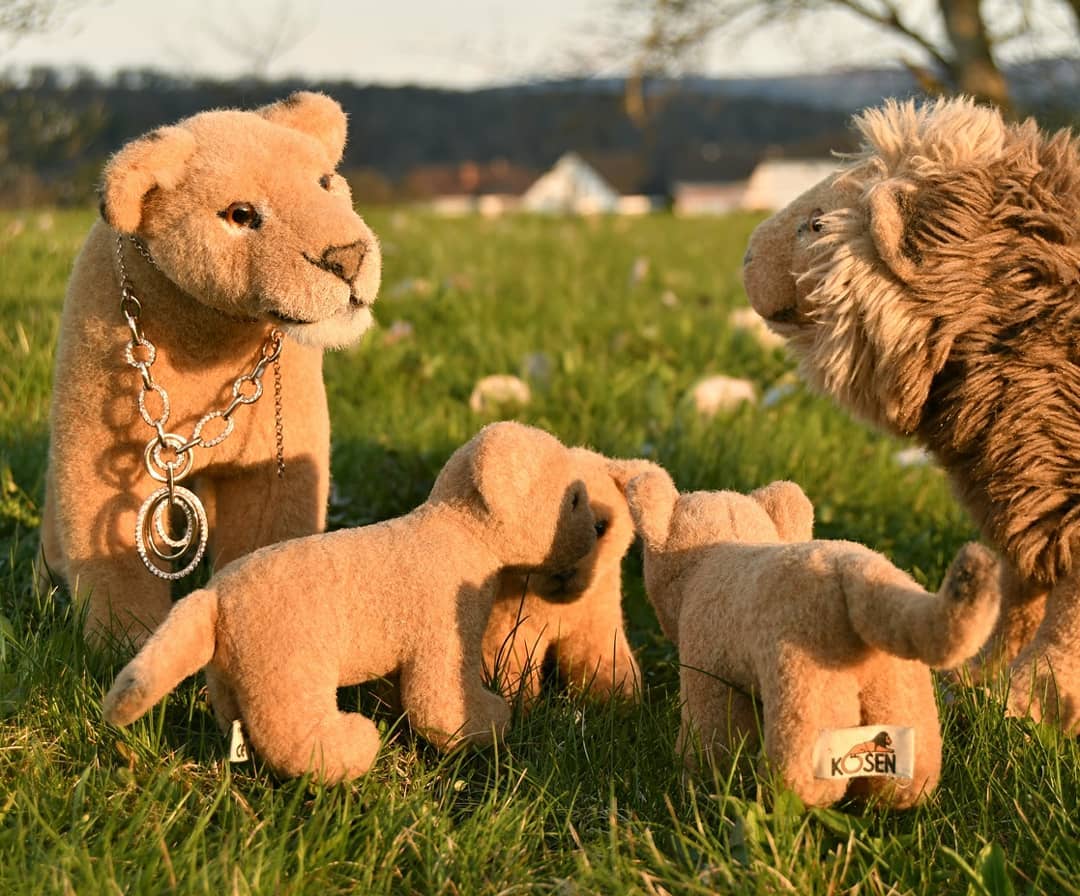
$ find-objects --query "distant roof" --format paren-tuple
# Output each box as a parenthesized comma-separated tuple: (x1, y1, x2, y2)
(522, 152, 621, 213)
(742, 159, 841, 211)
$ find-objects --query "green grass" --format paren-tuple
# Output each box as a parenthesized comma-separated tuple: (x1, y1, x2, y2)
(1, 208, 1078, 894)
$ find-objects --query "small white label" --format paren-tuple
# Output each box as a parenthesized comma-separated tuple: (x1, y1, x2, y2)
(812, 725, 914, 780)
(228, 719, 249, 764)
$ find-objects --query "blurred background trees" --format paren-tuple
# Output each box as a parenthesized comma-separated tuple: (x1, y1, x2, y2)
(621, 0, 1080, 116)
(1, 0, 1078, 207)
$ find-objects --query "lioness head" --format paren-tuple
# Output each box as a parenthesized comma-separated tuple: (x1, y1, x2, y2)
(100, 91, 380, 349)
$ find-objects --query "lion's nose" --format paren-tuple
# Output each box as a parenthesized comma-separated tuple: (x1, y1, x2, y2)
(318, 240, 367, 283)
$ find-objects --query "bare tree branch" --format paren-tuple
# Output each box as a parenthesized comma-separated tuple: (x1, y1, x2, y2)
(0, 0, 77, 39)
(616, 0, 1029, 113)
(830, 0, 953, 74)
(202, 0, 315, 80)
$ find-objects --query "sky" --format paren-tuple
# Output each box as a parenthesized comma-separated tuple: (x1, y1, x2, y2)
(3, 0, 1077, 88)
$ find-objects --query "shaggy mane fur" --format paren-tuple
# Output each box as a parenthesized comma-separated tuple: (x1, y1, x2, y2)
(793, 99, 1080, 584)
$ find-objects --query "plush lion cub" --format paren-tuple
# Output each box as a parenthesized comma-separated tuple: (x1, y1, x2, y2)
(104, 422, 598, 782)
(483, 450, 659, 703)
(742, 97, 1080, 732)
(41, 92, 381, 647)
(626, 467, 999, 808)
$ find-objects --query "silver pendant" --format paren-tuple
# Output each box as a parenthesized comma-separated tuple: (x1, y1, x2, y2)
(134, 484, 208, 580)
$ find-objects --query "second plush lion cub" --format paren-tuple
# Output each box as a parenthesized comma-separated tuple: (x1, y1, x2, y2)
(627, 468, 1000, 808)
(104, 422, 597, 782)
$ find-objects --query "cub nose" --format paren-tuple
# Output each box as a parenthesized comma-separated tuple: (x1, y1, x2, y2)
(742, 246, 753, 266)
(318, 240, 367, 283)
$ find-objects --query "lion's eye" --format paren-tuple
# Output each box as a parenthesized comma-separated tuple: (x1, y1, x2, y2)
(594, 518, 609, 538)
(219, 202, 261, 229)
(809, 208, 825, 233)
(319, 174, 334, 190)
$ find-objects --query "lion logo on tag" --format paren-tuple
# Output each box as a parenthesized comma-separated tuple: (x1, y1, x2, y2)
(832, 730, 895, 776)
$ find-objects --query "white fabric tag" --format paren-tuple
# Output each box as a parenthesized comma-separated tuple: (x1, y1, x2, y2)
(228, 719, 250, 764)
(812, 725, 914, 780)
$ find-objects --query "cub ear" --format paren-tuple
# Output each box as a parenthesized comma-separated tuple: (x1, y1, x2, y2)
(259, 91, 347, 166)
(749, 480, 814, 542)
(867, 179, 921, 285)
(100, 126, 197, 234)
(625, 468, 679, 550)
(605, 458, 665, 495)
(467, 421, 553, 515)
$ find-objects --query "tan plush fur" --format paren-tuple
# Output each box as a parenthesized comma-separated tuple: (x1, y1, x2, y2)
(742, 97, 1080, 732)
(626, 468, 1000, 808)
(40, 92, 381, 647)
(102, 422, 598, 782)
(483, 451, 660, 703)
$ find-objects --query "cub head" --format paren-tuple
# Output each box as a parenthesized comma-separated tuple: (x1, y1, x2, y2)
(628, 472, 812, 554)
(742, 97, 1080, 435)
(429, 422, 598, 573)
(626, 470, 813, 641)
(523, 450, 662, 602)
(100, 91, 381, 349)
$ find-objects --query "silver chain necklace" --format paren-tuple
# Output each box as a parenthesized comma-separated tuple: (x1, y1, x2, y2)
(116, 235, 285, 580)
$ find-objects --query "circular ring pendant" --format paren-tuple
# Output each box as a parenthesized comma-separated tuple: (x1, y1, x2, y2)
(135, 485, 208, 580)
(144, 434, 195, 484)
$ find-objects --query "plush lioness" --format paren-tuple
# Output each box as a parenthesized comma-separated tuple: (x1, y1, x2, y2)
(743, 97, 1080, 731)
(40, 92, 381, 647)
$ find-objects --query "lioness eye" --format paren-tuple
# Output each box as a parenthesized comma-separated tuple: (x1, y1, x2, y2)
(809, 208, 825, 233)
(595, 518, 609, 538)
(219, 202, 261, 229)
(319, 174, 333, 190)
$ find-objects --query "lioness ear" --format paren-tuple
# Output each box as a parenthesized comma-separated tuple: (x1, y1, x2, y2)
(867, 180, 920, 284)
(749, 480, 814, 542)
(100, 126, 197, 234)
(260, 91, 347, 166)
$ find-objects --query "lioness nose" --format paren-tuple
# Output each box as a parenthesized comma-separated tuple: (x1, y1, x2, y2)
(319, 240, 367, 283)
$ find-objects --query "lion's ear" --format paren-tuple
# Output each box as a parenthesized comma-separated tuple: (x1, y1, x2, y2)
(100, 126, 197, 234)
(260, 92, 347, 166)
(867, 180, 921, 284)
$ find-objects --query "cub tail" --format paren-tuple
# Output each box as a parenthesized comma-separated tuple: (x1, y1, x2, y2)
(842, 542, 1000, 669)
(103, 587, 219, 726)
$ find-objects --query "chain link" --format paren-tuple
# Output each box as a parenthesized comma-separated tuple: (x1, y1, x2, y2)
(117, 235, 284, 472)
(116, 234, 286, 577)
(273, 355, 285, 479)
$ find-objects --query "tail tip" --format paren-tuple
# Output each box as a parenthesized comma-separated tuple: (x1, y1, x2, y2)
(942, 542, 999, 608)
(102, 670, 148, 727)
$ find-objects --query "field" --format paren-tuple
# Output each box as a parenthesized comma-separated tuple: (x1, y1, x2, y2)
(1, 208, 1077, 895)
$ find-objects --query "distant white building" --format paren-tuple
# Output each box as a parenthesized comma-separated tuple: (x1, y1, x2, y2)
(741, 159, 840, 211)
(521, 152, 621, 214)
(673, 181, 747, 216)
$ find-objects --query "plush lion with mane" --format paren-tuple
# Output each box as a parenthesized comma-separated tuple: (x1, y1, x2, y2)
(743, 97, 1080, 732)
